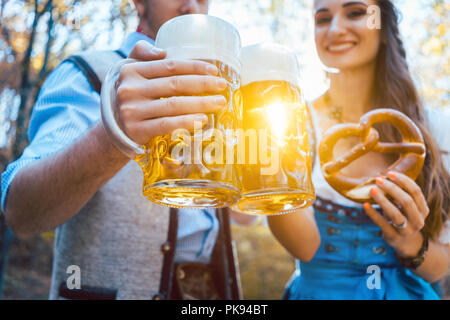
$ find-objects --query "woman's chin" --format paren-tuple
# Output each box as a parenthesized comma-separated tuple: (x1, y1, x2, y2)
(323, 59, 370, 73)
(321, 52, 377, 73)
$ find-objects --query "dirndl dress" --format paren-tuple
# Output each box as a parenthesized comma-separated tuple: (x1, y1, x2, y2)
(283, 106, 450, 300)
(282, 197, 440, 300)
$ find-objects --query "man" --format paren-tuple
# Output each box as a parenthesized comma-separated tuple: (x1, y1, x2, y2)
(2, 0, 254, 299)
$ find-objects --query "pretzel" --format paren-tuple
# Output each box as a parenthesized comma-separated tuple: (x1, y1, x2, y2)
(319, 108, 426, 203)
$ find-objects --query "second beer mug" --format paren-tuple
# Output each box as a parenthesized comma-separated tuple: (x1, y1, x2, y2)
(232, 43, 315, 215)
(102, 14, 242, 208)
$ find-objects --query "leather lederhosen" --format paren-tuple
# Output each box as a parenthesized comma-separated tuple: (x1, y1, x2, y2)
(157, 208, 242, 300)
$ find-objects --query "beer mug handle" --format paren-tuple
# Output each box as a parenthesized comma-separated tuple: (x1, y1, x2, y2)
(101, 58, 145, 158)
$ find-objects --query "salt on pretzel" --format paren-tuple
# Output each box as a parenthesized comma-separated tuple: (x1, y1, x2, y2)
(319, 108, 426, 203)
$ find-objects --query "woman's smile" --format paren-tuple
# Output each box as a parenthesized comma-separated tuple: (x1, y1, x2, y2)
(326, 41, 358, 54)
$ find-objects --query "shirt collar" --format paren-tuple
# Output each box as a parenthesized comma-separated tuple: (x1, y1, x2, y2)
(119, 32, 155, 57)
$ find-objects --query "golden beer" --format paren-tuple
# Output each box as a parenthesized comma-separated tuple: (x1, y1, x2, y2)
(135, 15, 242, 208)
(232, 43, 315, 215)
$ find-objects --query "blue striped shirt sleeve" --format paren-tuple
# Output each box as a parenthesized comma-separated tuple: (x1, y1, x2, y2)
(1, 61, 101, 211)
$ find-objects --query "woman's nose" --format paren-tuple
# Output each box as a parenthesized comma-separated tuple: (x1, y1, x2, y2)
(328, 15, 347, 37)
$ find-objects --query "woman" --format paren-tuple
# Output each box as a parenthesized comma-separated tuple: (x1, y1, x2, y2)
(268, 0, 450, 299)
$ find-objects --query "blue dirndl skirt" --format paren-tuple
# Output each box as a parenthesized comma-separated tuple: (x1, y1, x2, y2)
(283, 197, 440, 300)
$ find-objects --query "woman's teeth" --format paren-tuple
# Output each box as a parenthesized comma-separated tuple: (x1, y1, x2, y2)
(328, 43, 355, 52)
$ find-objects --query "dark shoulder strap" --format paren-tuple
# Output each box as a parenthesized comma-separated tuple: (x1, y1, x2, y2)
(64, 49, 126, 94)
(212, 208, 243, 300)
(155, 208, 179, 300)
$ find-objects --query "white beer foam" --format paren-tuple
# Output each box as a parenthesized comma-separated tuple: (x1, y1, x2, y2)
(241, 43, 300, 87)
(156, 14, 242, 73)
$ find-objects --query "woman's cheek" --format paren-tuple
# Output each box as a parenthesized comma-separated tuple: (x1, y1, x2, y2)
(358, 18, 380, 46)
(363, 29, 381, 61)
(314, 30, 328, 60)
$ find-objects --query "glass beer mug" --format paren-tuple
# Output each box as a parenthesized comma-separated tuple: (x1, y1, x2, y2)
(231, 43, 315, 215)
(101, 14, 242, 208)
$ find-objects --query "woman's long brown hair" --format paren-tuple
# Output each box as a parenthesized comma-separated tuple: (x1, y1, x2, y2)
(374, 0, 449, 239)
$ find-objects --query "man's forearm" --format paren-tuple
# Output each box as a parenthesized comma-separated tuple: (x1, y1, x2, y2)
(5, 123, 129, 238)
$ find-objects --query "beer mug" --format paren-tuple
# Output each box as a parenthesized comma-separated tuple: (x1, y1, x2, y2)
(231, 43, 315, 215)
(101, 14, 242, 208)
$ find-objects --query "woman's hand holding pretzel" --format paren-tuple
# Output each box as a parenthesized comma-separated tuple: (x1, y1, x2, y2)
(363, 171, 429, 258)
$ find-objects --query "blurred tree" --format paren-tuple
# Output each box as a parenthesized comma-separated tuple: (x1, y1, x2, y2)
(0, 0, 135, 298)
(418, 0, 449, 109)
(398, 0, 449, 109)
(0, 0, 135, 164)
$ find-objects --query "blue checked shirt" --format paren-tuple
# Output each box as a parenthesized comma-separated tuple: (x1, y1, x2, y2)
(1, 32, 219, 264)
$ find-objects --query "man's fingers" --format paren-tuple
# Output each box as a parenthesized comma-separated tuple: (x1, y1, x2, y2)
(128, 40, 166, 61)
(133, 59, 219, 79)
(146, 75, 228, 98)
(121, 95, 227, 121)
(116, 74, 227, 103)
(124, 113, 208, 145)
